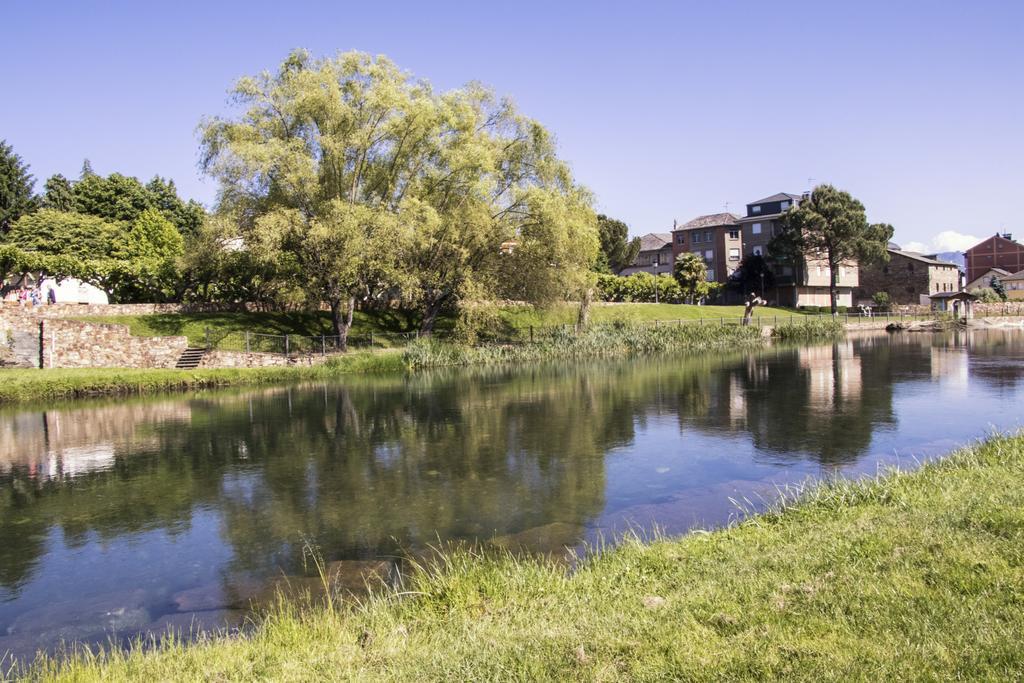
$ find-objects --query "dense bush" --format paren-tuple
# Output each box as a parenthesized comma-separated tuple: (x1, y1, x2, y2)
(596, 272, 681, 303)
(404, 322, 765, 368)
(772, 317, 845, 340)
(970, 287, 1001, 303)
(871, 291, 891, 310)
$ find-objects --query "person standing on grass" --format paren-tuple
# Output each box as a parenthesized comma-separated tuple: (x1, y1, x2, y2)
(47, 287, 56, 304)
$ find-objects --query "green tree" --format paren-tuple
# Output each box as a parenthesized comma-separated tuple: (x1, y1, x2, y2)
(146, 176, 205, 238)
(596, 214, 641, 274)
(7, 208, 117, 260)
(730, 254, 775, 297)
(200, 49, 597, 338)
(253, 203, 405, 348)
(179, 216, 293, 306)
(6, 208, 183, 302)
(72, 170, 204, 238)
(104, 209, 185, 302)
(970, 286, 1001, 303)
(73, 172, 154, 223)
(42, 174, 75, 211)
(0, 140, 37, 232)
(871, 291, 892, 310)
(771, 184, 893, 315)
(673, 252, 709, 303)
(990, 276, 1008, 301)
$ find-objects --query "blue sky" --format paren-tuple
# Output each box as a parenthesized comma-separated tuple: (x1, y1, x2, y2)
(4, 0, 1021, 251)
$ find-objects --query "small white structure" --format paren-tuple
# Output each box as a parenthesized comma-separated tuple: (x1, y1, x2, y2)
(930, 291, 977, 319)
(5, 274, 109, 305)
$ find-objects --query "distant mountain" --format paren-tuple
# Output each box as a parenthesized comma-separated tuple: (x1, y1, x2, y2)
(933, 251, 965, 268)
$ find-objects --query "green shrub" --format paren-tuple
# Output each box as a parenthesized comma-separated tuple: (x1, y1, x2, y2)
(404, 322, 764, 369)
(596, 272, 681, 303)
(772, 317, 845, 340)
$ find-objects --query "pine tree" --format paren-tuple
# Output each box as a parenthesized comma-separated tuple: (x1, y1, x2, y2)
(42, 174, 75, 211)
(990, 276, 1008, 301)
(0, 140, 37, 231)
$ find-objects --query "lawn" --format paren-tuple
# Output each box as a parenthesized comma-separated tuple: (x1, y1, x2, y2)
(0, 351, 407, 404)
(77, 303, 805, 347)
(499, 302, 805, 330)
(76, 309, 438, 349)
(20, 432, 1024, 681)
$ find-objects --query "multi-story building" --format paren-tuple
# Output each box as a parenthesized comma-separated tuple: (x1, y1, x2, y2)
(670, 213, 742, 284)
(856, 247, 961, 305)
(1002, 270, 1024, 300)
(965, 267, 1010, 292)
(735, 192, 859, 308)
(619, 233, 674, 276)
(964, 233, 1024, 285)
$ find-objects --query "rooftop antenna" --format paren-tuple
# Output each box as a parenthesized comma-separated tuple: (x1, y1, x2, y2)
(723, 201, 731, 213)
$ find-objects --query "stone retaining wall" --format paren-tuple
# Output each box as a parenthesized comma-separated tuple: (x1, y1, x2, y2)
(198, 350, 332, 368)
(39, 320, 188, 369)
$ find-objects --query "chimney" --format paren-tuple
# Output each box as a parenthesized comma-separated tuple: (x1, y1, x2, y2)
(1003, 233, 1013, 241)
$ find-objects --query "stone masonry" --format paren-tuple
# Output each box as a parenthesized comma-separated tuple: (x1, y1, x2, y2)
(857, 250, 960, 305)
(39, 319, 188, 369)
(197, 350, 332, 368)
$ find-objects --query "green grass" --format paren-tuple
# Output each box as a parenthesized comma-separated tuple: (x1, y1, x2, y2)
(0, 351, 407, 403)
(771, 317, 846, 340)
(18, 432, 1024, 681)
(498, 303, 805, 330)
(75, 309, 437, 348)
(75, 304, 805, 347)
(405, 322, 766, 368)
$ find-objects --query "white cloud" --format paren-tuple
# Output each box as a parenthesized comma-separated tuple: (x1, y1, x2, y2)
(899, 230, 980, 254)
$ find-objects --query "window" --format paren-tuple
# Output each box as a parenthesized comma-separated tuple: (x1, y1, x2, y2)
(839, 267, 846, 279)
(707, 269, 716, 281)
(752, 205, 761, 214)
(728, 230, 739, 239)
(729, 248, 740, 260)
(908, 262, 915, 272)
(752, 223, 762, 235)
(704, 250, 713, 260)
(753, 246, 763, 256)
(704, 231, 712, 242)
(675, 233, 685, 244)
(883, 265, 889, 274)
(780, 200, 790, 210)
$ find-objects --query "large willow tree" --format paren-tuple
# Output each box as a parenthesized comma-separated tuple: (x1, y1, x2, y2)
(200, 50, 597, 342)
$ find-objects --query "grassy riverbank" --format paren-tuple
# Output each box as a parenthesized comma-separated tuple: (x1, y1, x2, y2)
(0, 319, 844, 404)
(20, 432, 1024, 680)
(76, 303, 803, 347)
(404, 322, 766, 368)
(0, 322, 781, 404)
(0, 351, 407, 403)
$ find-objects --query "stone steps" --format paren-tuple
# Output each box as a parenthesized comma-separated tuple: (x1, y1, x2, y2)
(175, 348, 207, 369)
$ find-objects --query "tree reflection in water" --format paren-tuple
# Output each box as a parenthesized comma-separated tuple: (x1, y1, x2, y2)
(0, 329, 1023, 646)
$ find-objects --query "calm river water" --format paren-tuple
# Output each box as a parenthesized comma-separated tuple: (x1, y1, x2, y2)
(1, 330, 1023, 661)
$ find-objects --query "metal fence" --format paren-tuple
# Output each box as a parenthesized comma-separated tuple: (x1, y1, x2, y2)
(199, 309, 952, 358)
